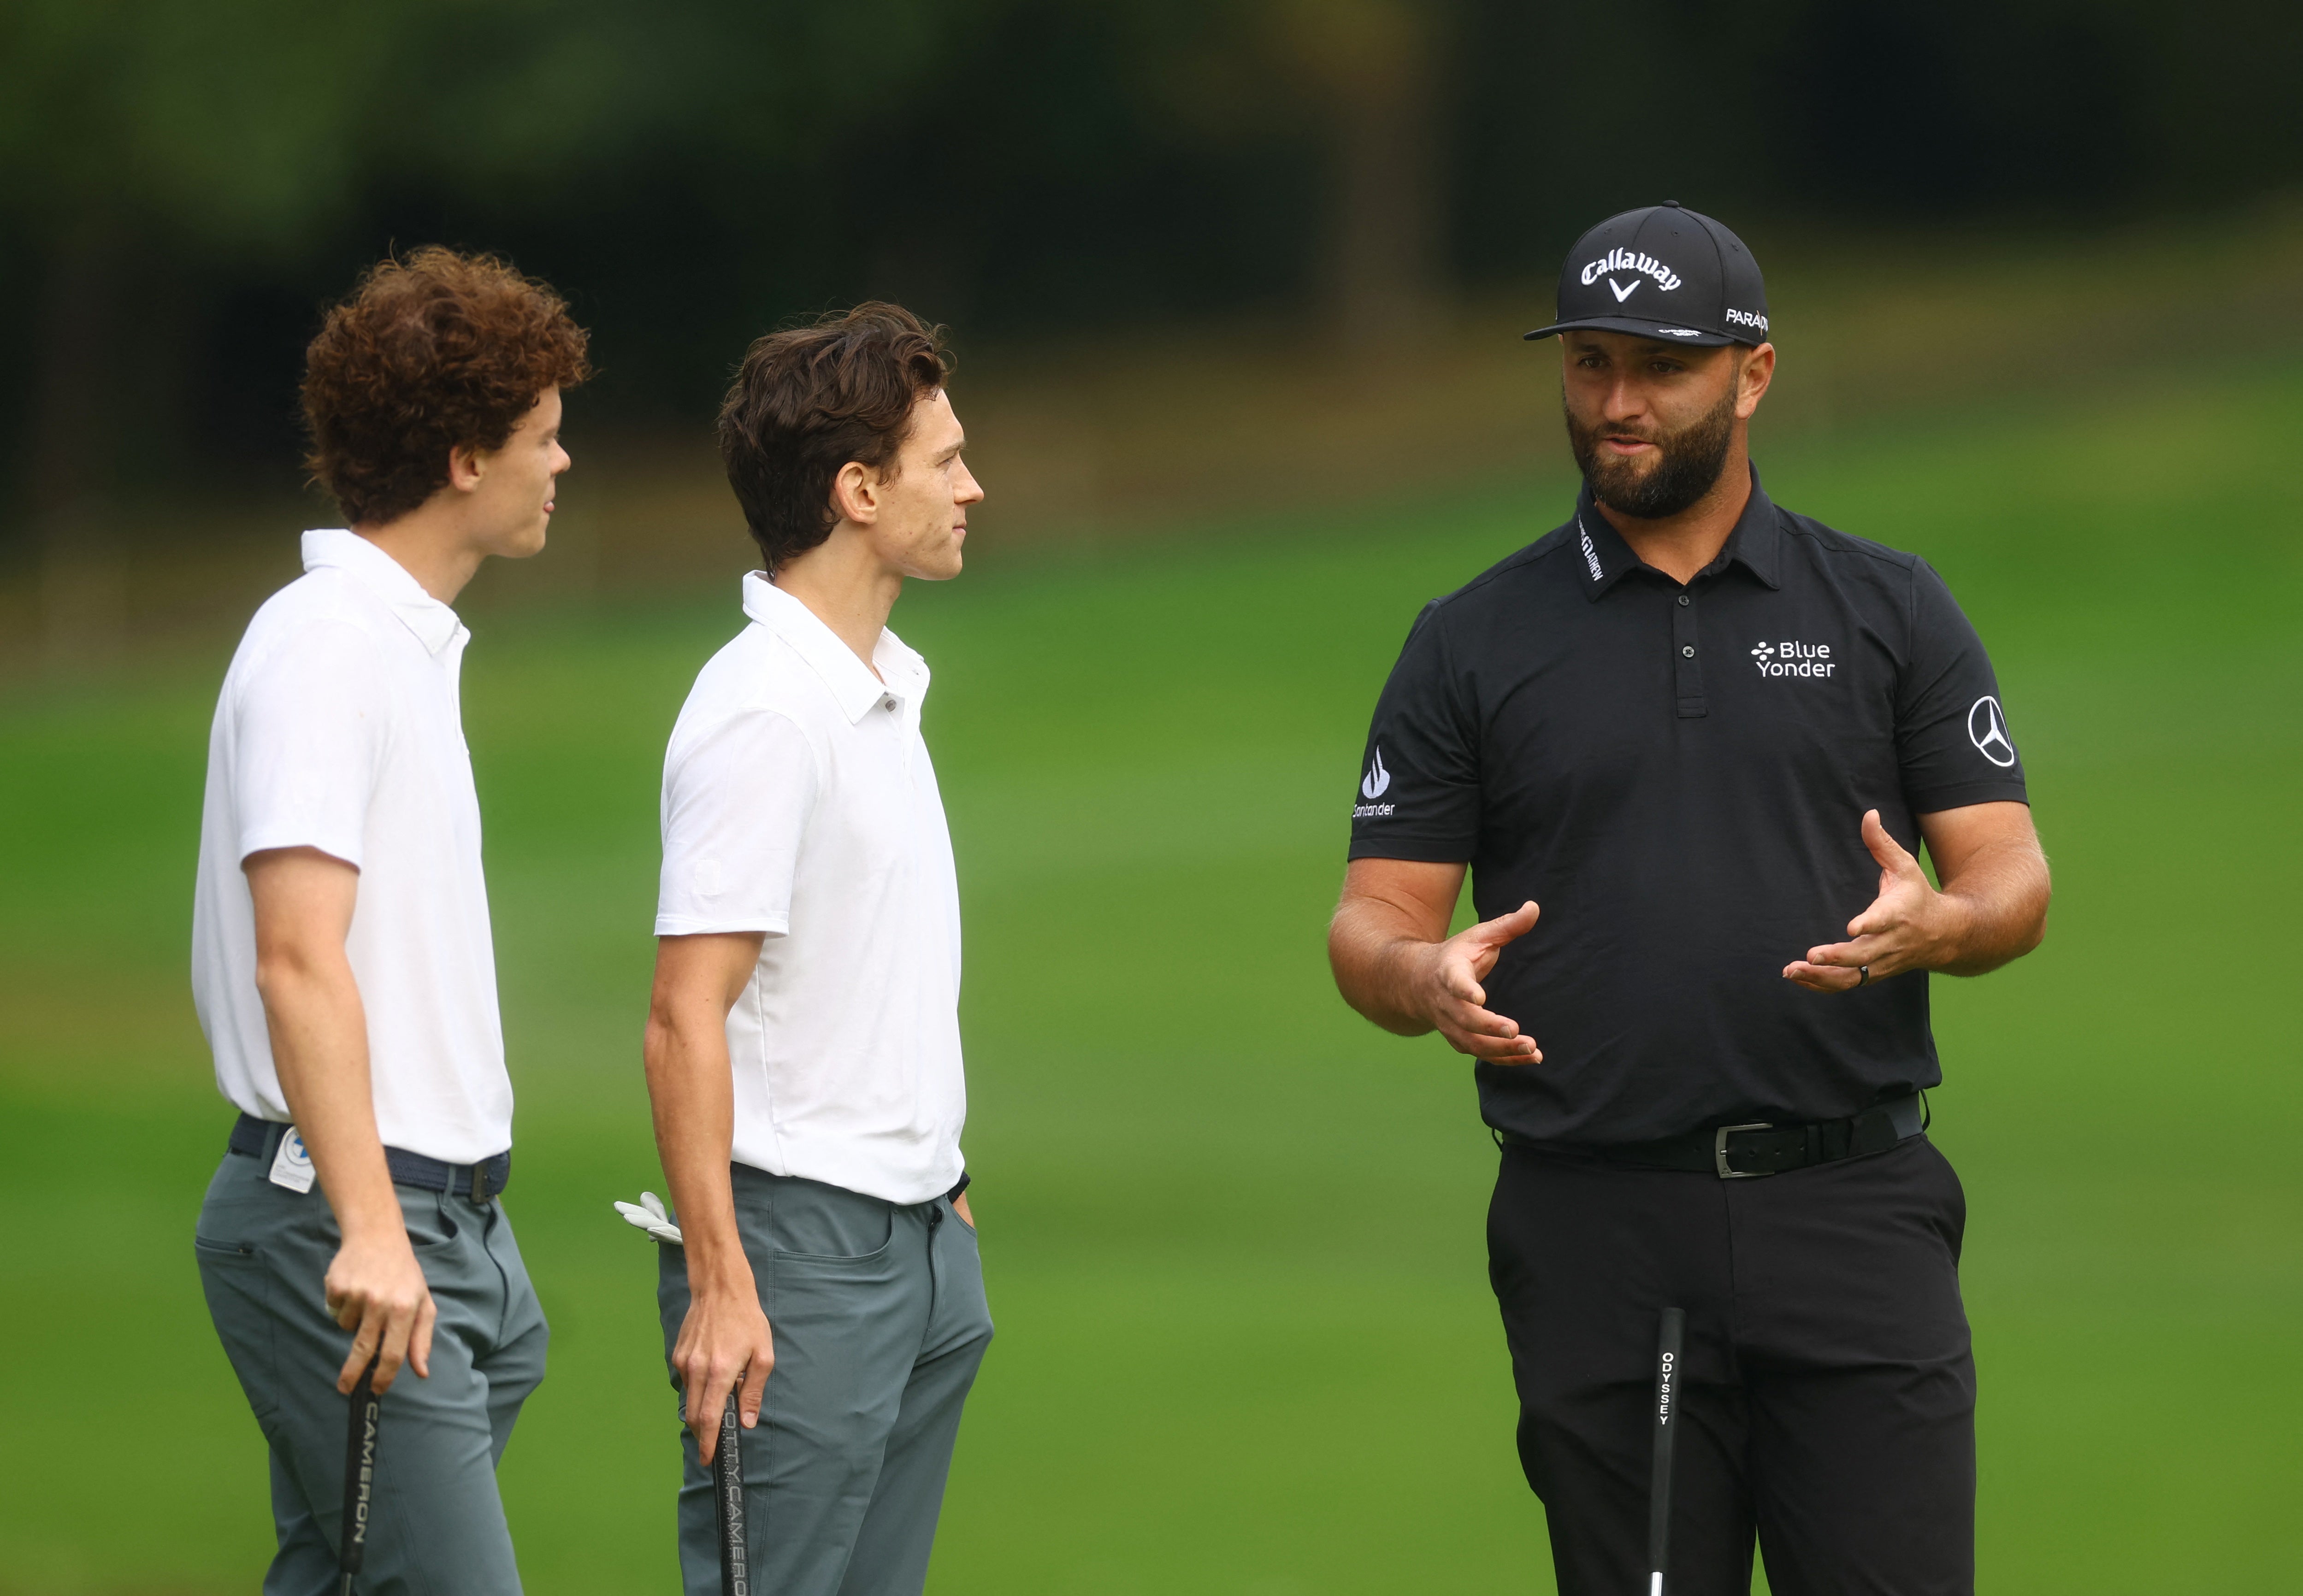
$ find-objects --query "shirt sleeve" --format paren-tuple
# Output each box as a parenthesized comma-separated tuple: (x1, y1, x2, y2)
(1346, 601, 1483, 862)
(1895, 558, 2030, 813)
(655, 708, 819, 937)
(231, 620, 390, 869)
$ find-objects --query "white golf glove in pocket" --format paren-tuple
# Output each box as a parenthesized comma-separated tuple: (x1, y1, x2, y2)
(613, 1190, 684, 1245)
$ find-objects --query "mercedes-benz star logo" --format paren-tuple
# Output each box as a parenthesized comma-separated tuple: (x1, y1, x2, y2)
(1967, 695, 2017, 768)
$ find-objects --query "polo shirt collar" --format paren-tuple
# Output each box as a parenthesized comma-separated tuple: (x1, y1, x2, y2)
(301, 529, 467, 655)
(1721, 464, 1783, 589)
(1569, 499, 1641, 601)
(741, 571, 926, 724)
(1571, 462, 1783, 601)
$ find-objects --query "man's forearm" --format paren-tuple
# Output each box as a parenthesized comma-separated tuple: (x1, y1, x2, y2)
(1329, 899, 1440, 1036)
(1931, 837, 2050, 976)
(257, 956, 402, 1240)
(642, 1010, 753, 1289)
(1331, 864, 1544, 1061)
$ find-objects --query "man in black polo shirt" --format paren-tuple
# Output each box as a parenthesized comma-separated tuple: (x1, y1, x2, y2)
(1329, 203, 2049, 1595)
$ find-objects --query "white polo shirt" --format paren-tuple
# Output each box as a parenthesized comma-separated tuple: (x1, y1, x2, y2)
(655, 574, 965, 1206)
(191, 529, 512, 1166)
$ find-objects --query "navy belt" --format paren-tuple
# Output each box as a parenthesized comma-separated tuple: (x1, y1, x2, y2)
(1500, 1091, 1927, 1179)
(228, 1112, 512, 1202)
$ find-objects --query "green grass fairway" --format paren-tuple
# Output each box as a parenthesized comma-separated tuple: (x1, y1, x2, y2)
(3, 365, 2299, 1594)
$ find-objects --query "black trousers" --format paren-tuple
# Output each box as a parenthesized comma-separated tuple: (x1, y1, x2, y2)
(1488, 1135, 1975, 1596)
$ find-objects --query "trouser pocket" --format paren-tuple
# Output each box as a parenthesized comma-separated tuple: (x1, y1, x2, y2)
(195, 1234, 279, 1420)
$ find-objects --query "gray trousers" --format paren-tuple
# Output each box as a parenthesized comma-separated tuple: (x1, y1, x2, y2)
(195, 1128, 548, 1596)
(657, 1166, 993, 1596)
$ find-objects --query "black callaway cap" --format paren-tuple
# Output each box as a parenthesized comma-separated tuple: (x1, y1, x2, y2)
(1525, 201, 1770, 349)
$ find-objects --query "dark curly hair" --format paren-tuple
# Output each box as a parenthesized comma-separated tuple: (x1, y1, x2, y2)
(301, 247, 591, 526)
(717, 303, 952, 572)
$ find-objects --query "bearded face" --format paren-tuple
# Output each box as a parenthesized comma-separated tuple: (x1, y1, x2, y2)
(1564, 380, 1740, 522)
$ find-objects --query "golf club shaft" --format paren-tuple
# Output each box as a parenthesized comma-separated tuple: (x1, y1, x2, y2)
(1647, 1307, 1685, 1596)
(715, 1384, 749, 1596)
(338, 1355, 382, 1595)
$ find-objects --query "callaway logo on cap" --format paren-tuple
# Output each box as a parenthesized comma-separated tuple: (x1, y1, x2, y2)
(1524, 201, 1770, 350)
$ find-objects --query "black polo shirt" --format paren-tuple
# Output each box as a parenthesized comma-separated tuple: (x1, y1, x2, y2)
(1347, 465, 2028, 1146)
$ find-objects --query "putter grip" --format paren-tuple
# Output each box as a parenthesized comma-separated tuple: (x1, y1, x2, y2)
(1647, 1307, 1686, 1596)
(715, 1388, 749, 1596)
(338, 1358, 382, 1594)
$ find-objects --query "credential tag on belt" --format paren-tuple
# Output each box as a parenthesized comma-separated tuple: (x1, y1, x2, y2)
(268, 1126, 317, 1193)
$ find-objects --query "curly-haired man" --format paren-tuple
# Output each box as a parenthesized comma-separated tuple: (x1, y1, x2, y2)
(644, 303, 992, 1596)
(191, 247, 588, 1593)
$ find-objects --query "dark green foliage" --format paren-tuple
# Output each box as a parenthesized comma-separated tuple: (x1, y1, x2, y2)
(5, 0, 2303, 511)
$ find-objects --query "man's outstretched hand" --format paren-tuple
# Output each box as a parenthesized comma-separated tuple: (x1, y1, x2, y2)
(1785, 809, 1956, 992)
(1416, 900, 1545, 1061)
(1329, 860, 1547, 1063)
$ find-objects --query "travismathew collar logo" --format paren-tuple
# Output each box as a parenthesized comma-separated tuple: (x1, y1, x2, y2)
(1576, 516, 1605, 583)
(1353, 748, 1395, 818)
(1751, 639, 1836, 677)
(1580, 247, 1683, 299)
(1968, 695, 2017, 767)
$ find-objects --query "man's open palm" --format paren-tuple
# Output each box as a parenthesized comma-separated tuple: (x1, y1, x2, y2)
(1784, 810, 1946, 992)
(1425, 900, 1543, 1061)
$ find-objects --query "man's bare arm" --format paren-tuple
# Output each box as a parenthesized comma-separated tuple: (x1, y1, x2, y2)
(245, 847, 434, 1393)
(1784, 802, 2049, 992)
(644, 931, 773, 1461)
(1328, 857, 1543, 1062)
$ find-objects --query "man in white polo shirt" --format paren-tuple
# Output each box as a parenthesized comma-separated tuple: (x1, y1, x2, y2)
(643, 302, 992, 1596)
(190, 248, 588, 1593)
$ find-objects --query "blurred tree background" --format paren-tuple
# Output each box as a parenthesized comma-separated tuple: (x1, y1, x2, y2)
(4, 0, 2302, 543)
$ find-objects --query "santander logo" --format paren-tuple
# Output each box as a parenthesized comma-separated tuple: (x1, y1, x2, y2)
(1360, 748, 1391, 799)
(1353, 748, 1396, 819)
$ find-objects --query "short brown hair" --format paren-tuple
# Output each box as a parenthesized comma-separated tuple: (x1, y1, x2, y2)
(717, 303, 952, 572)
(302, 247, 591, 526)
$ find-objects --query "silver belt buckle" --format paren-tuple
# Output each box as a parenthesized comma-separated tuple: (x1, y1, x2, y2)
(1714, 1123, 1775, 1179)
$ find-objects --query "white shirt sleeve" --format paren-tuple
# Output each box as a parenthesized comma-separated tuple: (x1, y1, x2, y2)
(231, 620, 391, 869)
(656, 708, 819, 937)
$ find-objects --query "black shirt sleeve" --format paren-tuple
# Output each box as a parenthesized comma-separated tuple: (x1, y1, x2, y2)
(1895, 558, 2029, 813)
(1347, 601, 1483, 861)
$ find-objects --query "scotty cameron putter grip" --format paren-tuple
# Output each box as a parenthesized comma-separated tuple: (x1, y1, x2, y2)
(338, 1356, 382, 1595)
(715, 1384, 750, 1596)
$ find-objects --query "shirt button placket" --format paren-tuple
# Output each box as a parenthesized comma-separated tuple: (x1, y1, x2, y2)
(888, 695, 916, 782)
(1672, 589, 1707, 718)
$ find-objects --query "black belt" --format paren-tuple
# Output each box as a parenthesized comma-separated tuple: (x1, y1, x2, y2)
(1500, 1092, 1927, 1179)
(228, 1112, 513, 1202)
